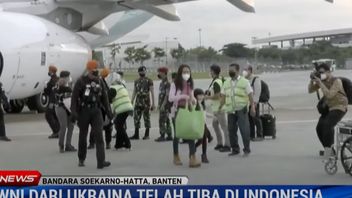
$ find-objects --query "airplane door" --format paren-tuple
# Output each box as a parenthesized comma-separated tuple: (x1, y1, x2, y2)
(0, 51, 20, 98)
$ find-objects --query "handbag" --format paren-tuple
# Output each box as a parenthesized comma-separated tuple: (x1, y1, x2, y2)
(175, 103, 205, 140)
(317, 97, 329, 116)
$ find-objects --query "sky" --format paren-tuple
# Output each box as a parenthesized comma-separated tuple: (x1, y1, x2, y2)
(121, 0, 352, 50)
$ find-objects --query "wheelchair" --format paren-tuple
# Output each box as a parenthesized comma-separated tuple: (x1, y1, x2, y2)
(324, 121, 352, 176)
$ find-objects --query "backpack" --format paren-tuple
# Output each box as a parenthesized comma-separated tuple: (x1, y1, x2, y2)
(338, 77, 352, 105)
(251, 77, 270, 103)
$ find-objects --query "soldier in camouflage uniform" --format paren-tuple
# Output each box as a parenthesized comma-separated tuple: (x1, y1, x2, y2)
(155, 67, 173, 142)
(130, 66, 155, 140)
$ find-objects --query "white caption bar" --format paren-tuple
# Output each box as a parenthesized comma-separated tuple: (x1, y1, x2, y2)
(40, 176, 188, 186)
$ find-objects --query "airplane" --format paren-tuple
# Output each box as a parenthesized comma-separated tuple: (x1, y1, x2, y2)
(0, 0, 256, 113)
(0, 0, 331, 113)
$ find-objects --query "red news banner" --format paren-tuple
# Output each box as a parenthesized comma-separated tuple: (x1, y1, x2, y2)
(0, 171, 41, 186)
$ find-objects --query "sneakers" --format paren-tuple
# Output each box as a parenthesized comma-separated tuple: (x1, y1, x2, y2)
(142, 136, 150, 140)
(219, 146, 231, 153)
(97, 161, 111, 169)
(214, 145, 223, 150)
(78, 160, 85, 167)
(228, 150, 240, 156)
(165, 136, 173, 141)
(155, 136, 166, 142)
(0, 136, 11, 141)
(252, 137, 264, 142)
(48, 133, 58, 139)
(87, 144, 95, 149)
(129, 134, 139, 140)
(65, 145, 77, 152)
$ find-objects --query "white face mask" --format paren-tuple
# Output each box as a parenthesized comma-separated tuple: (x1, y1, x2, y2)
(182, 73, 190, 81)
(242, 70, 248, 77)
(320, 73, 327, 80)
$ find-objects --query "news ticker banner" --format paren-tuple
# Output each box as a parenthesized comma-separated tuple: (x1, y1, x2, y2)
(1, 171, 352, 198)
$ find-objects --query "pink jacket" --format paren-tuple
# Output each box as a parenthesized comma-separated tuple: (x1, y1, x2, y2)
(168, 82, 195, 118)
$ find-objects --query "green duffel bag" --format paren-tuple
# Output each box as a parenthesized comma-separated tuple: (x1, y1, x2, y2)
(175, 106, 205, 140)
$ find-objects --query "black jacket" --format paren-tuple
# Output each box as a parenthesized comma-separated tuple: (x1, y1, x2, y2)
(44, 75, 59, 104)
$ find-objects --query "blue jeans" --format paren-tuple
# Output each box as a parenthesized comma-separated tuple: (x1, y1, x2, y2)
(228, 107, 251, 153)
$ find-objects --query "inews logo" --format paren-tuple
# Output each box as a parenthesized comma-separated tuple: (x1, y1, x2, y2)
(0, 171, 41, 186)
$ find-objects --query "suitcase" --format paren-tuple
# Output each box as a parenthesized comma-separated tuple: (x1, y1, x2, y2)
(260, 103, 276, 139)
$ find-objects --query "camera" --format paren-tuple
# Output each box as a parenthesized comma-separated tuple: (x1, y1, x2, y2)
(310, 61, 320, 80)
(310, 71, 321, 80)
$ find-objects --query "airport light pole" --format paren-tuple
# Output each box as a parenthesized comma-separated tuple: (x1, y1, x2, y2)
(198, 28, 202, 48)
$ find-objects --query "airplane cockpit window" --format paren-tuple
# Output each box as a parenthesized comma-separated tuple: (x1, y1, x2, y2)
(0, 52, 3, 77)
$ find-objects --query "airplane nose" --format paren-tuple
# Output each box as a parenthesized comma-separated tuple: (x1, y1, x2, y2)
(0, 51, 3, 77)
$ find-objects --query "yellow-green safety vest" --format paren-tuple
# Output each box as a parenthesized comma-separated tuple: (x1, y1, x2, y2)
(210, 78, 224, 112)
(222, 76, 250, 112)
(111, 84, 133, 115)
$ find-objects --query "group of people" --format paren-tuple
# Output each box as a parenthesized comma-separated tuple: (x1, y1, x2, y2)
(0, 59, 268, 169)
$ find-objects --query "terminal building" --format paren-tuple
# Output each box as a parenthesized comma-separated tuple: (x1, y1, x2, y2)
(252, 28, 352, 48)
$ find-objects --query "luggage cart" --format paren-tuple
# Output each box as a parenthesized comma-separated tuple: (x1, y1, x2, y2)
(324, 121, 352, 176)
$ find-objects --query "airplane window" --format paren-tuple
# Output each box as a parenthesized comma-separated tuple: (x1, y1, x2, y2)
(0, 52, 3, 77)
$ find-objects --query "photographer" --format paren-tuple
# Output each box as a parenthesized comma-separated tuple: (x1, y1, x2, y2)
(308, 63, 348, 160)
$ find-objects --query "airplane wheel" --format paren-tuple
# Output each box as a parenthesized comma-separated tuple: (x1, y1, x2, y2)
(6, 100, 25, 113)
(27, 93, 48, 113)
(341, 137, 352, 176)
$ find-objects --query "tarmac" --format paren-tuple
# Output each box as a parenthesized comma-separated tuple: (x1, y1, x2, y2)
(1, 70, 352, 185)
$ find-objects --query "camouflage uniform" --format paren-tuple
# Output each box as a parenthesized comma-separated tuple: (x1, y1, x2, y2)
(134, 77, 153, 129)
(158, 78, 172, 138)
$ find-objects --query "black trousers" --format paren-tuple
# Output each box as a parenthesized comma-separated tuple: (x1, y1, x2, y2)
(249, 104, 263, 138)
(0, 108, 6, 137)
(45, 107, 60, 134)
(114, 112, 131, 149)
(78, 107, 106, 166)
(89, 123, 113, 145)
(316, 110, 346, 148)
(196, 124, 211, 155)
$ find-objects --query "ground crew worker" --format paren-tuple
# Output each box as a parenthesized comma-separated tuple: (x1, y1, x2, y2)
(108, 73, 133, 150)
(71, 60, 112, 169)
(54, 71, 76, 153)
(0, 82, 11, 141)
(155, 67, 173, 142)
(220, 63, 256, 157)
(44, 65, 60, 139)
(88, 68, 113, 150)
(205, 64, 229, 152)
(130, 66, 155, 140)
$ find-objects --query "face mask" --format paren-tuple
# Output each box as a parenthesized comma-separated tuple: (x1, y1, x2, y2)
(92, 70, 99, 77)
(242, 70, 248, 77)
(182, 73, 190, 81)
(197, 95, 204, 102)
(320, 73, 327, 80)
(139, 73, 146, 77)
(229, 71, 237, 78)
(48, 72, 52, 77)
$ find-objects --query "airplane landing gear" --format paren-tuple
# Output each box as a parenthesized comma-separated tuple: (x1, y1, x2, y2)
(27, 93, 48, 113)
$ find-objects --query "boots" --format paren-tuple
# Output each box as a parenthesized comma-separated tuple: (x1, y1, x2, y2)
(173, 154, 183, 166)
(143, 128, 150, 140)
(201, 154, 209, 163)
(189, 155, 201, 168)
(130, 128, 140, 140)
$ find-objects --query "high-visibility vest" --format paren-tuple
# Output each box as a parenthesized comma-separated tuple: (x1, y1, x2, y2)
(209, 78, 223, 112)
(111, 84, 133, 114)
(222, 76, 249, 112)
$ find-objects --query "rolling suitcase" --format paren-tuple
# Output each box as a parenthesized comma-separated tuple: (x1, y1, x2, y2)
(260, 103, 276, 139)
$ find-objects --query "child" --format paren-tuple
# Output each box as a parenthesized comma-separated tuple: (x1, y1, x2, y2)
(194, 88, 212, 163)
